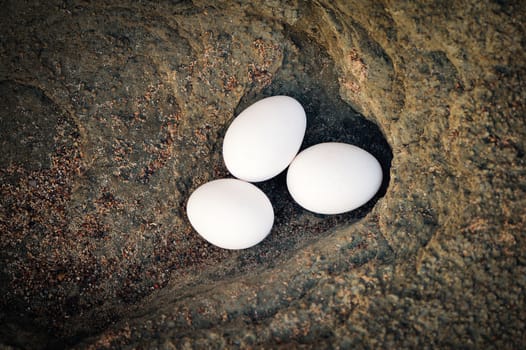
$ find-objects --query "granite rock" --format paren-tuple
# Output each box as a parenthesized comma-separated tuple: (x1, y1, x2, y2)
(0, 0, 524, 348)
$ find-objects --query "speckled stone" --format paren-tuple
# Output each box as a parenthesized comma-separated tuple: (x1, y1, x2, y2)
(0, 0, 524, 349)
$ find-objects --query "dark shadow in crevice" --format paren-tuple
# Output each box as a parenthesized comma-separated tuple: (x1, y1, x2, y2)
(230, 25, 393, 268)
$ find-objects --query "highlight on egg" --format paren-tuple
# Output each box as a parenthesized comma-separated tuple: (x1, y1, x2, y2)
(222, 95, 307, 182)
(186, 178, 274, 249)
(286, 142, 383, 215)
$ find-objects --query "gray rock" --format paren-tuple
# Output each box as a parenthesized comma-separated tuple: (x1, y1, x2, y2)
(0, 0, 524, 348)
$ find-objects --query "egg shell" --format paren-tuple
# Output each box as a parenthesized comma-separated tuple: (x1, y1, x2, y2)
(186, 178, 274, 249)
(286, 142, 383, 215)
(223, 95, 307, 182)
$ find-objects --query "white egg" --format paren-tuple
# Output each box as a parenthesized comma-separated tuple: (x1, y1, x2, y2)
(223, 95, 307, 182)
(186, 178, 274, 249)
(286, 142, 383, 215)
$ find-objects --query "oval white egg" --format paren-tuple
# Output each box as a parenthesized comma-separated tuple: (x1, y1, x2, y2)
(186, 178, 274, 249)
(223, 95, 307, 182)
(286, 142, 383, 215)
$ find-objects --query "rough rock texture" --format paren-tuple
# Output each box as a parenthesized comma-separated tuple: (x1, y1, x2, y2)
(0, 0, 525, 348)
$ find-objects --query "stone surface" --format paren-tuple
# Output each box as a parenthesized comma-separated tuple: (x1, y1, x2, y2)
(0, 0, 524, 348)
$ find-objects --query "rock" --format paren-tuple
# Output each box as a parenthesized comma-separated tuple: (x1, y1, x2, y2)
(0, 0, 524, 349)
